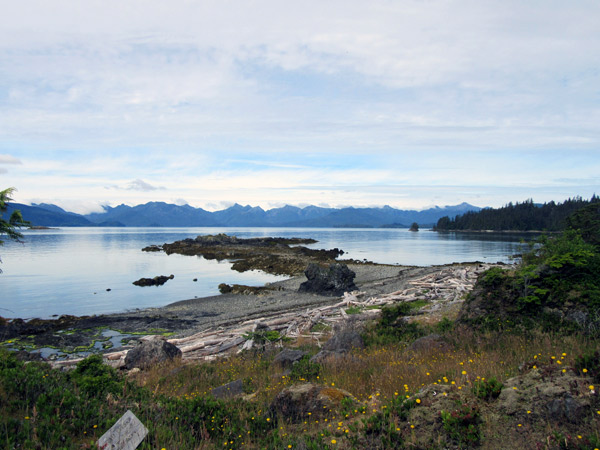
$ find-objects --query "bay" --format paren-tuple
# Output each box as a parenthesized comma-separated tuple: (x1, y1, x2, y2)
(0, 227, 527, 319)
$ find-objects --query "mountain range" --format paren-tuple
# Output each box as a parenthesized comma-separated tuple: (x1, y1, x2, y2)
(6, 201, 481, 228)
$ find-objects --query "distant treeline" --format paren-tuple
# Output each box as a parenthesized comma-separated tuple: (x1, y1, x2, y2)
(434, 196, 599, 232)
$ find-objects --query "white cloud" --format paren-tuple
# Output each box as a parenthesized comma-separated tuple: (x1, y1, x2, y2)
(0, 154, 22, 164)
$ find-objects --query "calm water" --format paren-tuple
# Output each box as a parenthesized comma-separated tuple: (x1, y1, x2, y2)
(0, 227, 527, 319)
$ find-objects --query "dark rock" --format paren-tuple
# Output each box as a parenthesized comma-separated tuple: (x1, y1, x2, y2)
(497, 365, 592, 423)
(298, 263, 357, 296)
(211, 379, 244, 399)
(14, 350, 45, 362)
(124, 338, 182, 370)
(273, 349, 307, 369)
(269, 383, 354, 422)
(142, 245, 162, 252)
(133, 274, 174, 287)
(408, 334, 451, 353)
(311, 320, 365, 363)
(546, 394, 587, 423)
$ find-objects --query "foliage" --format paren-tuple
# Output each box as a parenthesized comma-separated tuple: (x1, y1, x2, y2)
(70, 354, 122, 396)
(289, 355, 322, 381)
(566, 202, 600, 248)
(471, 376, 503, 401)
(515, 230, 600, 313)
(243, 329, 284, 344)
(363, 302, 427, 346)
(0, 187, 29, 272)
(0, 187, 28, 244)
(440, 403, 481, 446)
(435, 195, 599, 232)
(574, 349, 600, 383)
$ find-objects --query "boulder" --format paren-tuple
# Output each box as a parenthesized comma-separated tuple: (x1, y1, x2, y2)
(133, 274, 174, 287)
(497, 365, 592, 423)
(298, 263, 357, 296)
(311, 319, 365, 363)
(408, 333, 452, 353)
(211, 379, 244, 399)
(124, 337, 182, 370)
(269, 383, 354, 422)
(273, 349, 307, 369)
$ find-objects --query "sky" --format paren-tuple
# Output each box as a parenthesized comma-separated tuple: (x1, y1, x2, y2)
(0, 0, 599, 214)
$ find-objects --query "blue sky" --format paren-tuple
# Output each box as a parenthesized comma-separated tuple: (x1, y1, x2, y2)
(0, 0, 599, 213)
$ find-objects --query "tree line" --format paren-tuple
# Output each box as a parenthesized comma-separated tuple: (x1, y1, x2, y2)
(434, 195, 599, 232)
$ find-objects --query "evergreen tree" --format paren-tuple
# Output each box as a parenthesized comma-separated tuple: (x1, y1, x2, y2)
(0, 187, 29, 271)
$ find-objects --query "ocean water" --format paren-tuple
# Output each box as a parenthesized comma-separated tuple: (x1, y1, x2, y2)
(0, 227, 528, 319)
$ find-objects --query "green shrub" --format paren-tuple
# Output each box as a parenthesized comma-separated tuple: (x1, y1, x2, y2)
(70, 354, 123, 396)
(289, 355, 321, 381)
(472, 376, 503, 401)
(575, 350, 600, 383)
(440, 402, 481, 446)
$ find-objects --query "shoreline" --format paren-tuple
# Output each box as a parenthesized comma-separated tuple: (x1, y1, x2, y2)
(1, 261, 490, 358)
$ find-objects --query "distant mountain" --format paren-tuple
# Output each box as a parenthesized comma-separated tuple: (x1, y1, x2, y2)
(85, 202, 220, 227)
(5, 203, 95, 227)
(9, 201, 482, 228)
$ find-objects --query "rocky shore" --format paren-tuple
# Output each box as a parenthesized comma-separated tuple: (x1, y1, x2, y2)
(0, 233, 491, 362)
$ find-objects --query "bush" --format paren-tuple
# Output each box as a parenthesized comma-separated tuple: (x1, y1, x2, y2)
(289, 355, 322, 381)
(472, 376, 503, 401)
(440, 403, 481, 446)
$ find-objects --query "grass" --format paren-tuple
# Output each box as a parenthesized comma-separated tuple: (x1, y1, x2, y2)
(2, 323, 599, 449)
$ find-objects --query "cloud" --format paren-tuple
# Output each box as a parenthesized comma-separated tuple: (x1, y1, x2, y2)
(0, 154, 22, 165)
(1, 1, 599, 212)
(106, 179, 166, 192)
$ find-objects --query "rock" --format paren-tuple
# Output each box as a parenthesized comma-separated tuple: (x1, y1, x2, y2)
(298, 263, 357, 296)
(408, 334, 451, 353)
(160, 234, 332, 277)
(273, 349, 307, 369)
(124, 337, 182, 370)
(142, 245, 162, 252)
(269, 383, 354, 422)
(311, 319, 365, 363)
(211, 379, 245, 399)
(497, 365, 592, 423)
(133, 274, 174, 287)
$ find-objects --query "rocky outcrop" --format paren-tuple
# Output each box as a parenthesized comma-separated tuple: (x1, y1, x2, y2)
(159, 234, 341, 276)
(408, 333, 452, 353)
(273, 349, 307, 369)
(124, 337, 182, 370)
(211, 379, 244, 399)
(497, 365, 594, 423)
(311, 316, 366, 363)
(269, 383, 354, 422)
(133, 274, 174, 287)
(298, 263, 357, 296)
(141, 245, 162, 252)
